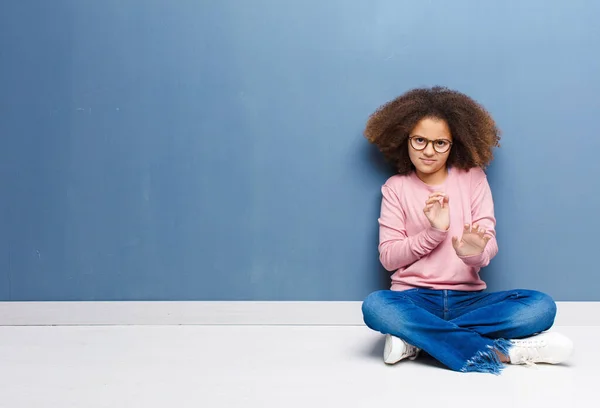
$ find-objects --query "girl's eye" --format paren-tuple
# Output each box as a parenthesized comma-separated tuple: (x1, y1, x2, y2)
(415, 137, 426, 143)
(436, 140, 449, 146)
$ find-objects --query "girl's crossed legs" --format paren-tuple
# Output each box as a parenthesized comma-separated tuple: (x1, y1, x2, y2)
(362, 288, 573, 374)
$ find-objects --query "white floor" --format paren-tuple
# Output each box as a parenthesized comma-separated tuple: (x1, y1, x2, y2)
(0, 325, 596, 408)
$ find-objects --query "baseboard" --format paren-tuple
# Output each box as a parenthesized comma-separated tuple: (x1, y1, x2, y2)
(0, 301, 597, 326)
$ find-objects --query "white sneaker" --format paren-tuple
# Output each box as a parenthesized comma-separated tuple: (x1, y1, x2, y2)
(383, 334, 420, 365)
(508, 332, 573, 366)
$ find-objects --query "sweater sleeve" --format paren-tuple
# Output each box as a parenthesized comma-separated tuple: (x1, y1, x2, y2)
(458, 172, 499, 268)
(378, 184, 448, 271)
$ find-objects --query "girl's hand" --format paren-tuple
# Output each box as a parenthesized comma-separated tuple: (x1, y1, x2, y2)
(423, 192, 449, 231)
(452, 223, 491, 257)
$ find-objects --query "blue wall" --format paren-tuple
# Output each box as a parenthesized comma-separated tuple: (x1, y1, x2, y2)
(1, 0, 599, 301)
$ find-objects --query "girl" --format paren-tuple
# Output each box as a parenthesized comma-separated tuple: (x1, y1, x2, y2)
(361, 86, 573, 374)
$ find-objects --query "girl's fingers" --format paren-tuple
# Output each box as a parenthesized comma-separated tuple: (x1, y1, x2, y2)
(463, 223, 488, 236)
(425, 198, 442, 205)
(452, 236, 460, 248)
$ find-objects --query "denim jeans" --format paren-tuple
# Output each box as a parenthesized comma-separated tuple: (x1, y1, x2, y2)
(361, 288, 557, 374)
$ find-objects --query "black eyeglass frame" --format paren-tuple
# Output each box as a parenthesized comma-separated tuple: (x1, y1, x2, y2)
(408, 136, 453, 154)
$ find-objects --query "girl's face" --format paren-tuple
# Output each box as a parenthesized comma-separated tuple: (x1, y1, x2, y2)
(408, 117, 453, 184)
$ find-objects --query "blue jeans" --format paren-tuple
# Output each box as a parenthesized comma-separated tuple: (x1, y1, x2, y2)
(361, 288, 557, 374)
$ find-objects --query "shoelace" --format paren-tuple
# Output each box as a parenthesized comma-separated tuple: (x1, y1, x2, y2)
(402, 345, 419, 360)
(512, 339, 547, 367)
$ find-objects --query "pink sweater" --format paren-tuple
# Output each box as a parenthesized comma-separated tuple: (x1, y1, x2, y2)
(379, 167, 498, 291)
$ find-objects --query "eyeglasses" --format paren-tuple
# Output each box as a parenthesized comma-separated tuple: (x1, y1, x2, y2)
(408, 136, 453, 154)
